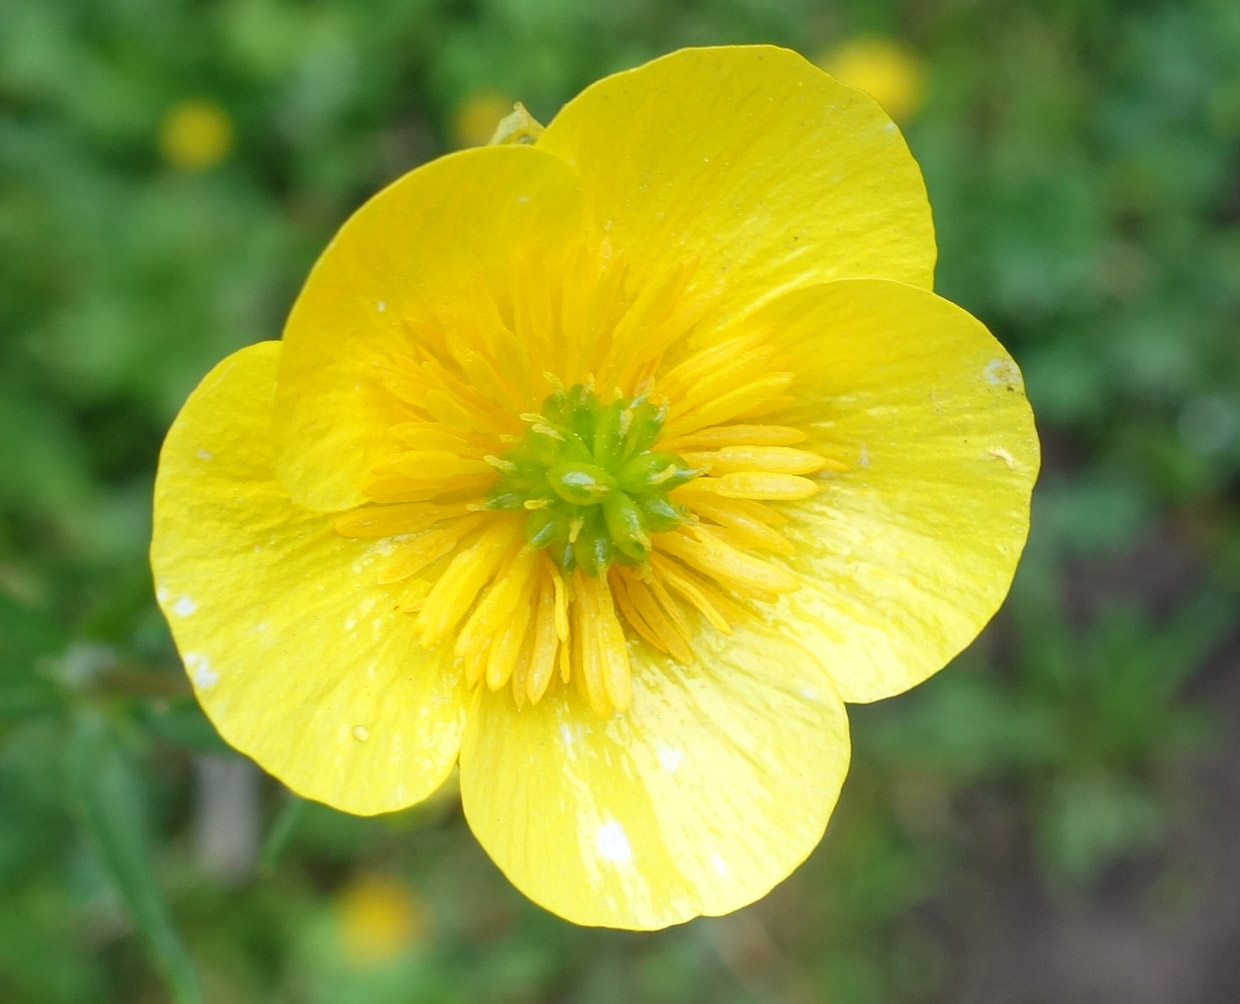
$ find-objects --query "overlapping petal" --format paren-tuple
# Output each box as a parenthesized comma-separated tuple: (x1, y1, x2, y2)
(751, 279, 1039, 703)
(152, 342, 467, 813)
(275, 145, 585, 511)
(538, 45, 936, 325)
(459, 622, 850, 929)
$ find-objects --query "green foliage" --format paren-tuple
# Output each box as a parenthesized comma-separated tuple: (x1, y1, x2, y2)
(67, 713, 203, 1004)
(2, 0, 1238, 1001)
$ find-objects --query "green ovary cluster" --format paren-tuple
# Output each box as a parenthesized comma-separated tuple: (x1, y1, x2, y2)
(485, 385, 698, 576)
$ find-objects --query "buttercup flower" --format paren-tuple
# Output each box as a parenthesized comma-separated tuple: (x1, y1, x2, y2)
(152, 46, 1037, 929)
(818, 37, 926, 124)
(335, 872, 427, 965)
(451, 88, 518, 148)
(159, 99, 234, 171)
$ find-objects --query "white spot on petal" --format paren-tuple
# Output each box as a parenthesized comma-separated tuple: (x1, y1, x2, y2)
(351, 725, 369, 742)
(377, 300, 386, 312)
(597, 820, 632, 863)
(195, 448, 214, 461)
(711, 853, 729, 875)
(984, 358, 1020, 387)
(173, 595, 197, 617)
(987, 446, 1016, 468)
(184, 653, 217, 689)
(657, 747, 683, 773)
(560, 724, 574, 746)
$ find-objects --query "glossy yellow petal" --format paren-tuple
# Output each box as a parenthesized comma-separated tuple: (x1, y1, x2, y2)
(152, 342, 466, 813)
(756, 279, 1039, 703)
(459, 624, 850, 929)
(275, 145, 584, 510)
(538, 45, 935, 326)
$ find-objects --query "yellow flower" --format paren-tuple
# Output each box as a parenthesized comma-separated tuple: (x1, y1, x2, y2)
(450, 89, 519, 148)
(151, 46, 1037, 929)
(818, 38, 925, 124)
(159, 99, 234, 171)
(335, 872, 427, 965)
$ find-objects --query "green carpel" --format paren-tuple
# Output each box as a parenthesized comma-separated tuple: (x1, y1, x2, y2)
(484, 385, 696, 575)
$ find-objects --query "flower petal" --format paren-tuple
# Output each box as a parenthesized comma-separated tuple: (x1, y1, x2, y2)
(152, 342, 467, 814)
(538, 45, 935, 321)
(459, 624, 850, 929)
(275, 145, 585, 511)
(758, 279, 1039, 703)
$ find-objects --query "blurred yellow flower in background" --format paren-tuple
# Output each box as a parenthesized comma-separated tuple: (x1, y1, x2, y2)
(335, 872, 427, 966)
(158, 99, 234, 171)
(152, 46, 1037, 929)
(451, 88, 517, 148)
(818, 37, 925, 123)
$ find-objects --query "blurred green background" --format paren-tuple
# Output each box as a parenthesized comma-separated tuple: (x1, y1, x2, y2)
(2, 0, 1239, 1002)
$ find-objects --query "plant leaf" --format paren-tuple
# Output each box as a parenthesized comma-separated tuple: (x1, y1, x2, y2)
(66, 712, 203, 1004)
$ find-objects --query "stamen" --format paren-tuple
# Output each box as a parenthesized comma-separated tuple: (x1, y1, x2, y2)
(614, 568, 694, 664)
(416, 517, 522, 646)
(666, 345, 778, 420)
(422, 388, 483, 431)
(657, 331, 769, 398)
(572, 580, 609, 716)
(377, 513, 487, 584)
(608, 569, 669, 654)
(333, 501, 472, 539)
(510, 616, 536, 710)
(658, 525, 800, 596)
(596, 258, 697, 388)
(578, 573, 632, 712)
(674, 472, 820, 501)
(361, 475, 477, 505)
(551, 565, 570, 641)
(681, 446, 838, 476)
(389, 422, 492, 452)
(526, 568, 561, 704)
(486, 584, 534, 691)
(453, 546, 539, 663)
(683, 495, 795, 555)
(373, 450, 494, 480)
(395, 578, 432, 613)
(662, 372, 795, 439)
(660, 423, 808, 452)
(650, 555, 732, 633)
(330, 237, 853, 720)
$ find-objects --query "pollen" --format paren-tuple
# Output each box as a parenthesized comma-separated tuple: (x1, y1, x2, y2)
(330, 244, 844, 717)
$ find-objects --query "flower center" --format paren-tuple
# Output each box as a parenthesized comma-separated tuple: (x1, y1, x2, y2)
(329, 244, 854, 718)
(483, 384, 698, 577)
